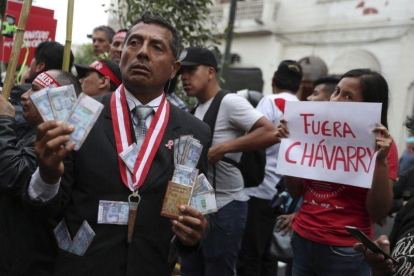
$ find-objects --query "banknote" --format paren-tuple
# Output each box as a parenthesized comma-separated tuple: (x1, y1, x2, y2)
(64, 93, 104, 151)
(97, 200, 129, 225)
(161, 181, 193, 219)
(29, 87, 55, 122)
(119, 142, 139, 173)
(178, 135, 193, 164)
(53, 219, 72, 251)
(69, 220, 95, 256)
(172, 165, 198, 187)
(48, 84, 77, 121)
(182, 139, 203, 168)
(193, 174, 213, 194)
(191, 190, 217, 215)
(173, 139, 179, 166)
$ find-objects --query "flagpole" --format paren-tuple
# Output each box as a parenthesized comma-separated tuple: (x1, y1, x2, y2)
(62, 0, 74, 72)
(2, 0, 32, 101)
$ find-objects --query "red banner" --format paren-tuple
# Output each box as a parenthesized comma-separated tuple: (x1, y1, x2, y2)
(0, 0, 57, 64)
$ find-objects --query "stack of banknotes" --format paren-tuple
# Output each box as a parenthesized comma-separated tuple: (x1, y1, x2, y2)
(30, 85, 104, 151)
(53, 219, 95, 256)
(161, 135, 217, 218)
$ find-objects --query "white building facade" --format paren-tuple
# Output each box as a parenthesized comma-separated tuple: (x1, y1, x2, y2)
(211, 0, 414, 154)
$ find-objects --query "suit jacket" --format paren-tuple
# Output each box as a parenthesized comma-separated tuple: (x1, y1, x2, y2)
(23, 93, 211, 276)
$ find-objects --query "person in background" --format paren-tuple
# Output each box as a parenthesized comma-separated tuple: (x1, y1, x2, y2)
(278, 69, 398, 276)
(75, 59, 122, 96)
(237, 60, 302, 276)
(307, 76, 340, 101)
(109, 29, 127, 64)
(91, 25, 115, 57)
(179, 46, 278, 276)
(0, 70, 81, 276)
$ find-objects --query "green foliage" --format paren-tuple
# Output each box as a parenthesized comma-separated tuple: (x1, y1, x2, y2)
(74, 43, 95, 66)
(106, 0, 218, 50)
(104, 0, 219, 108)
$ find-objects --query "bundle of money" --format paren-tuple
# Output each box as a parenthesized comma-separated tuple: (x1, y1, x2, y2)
(30, 88, 55, 122)
(53, 219, 96, 256)
(160, 135, 216, 219)
(119, 142, 139, 173)
(172, 164, 198, 187)
(64, 93, 104, 151)
(191, 174, 217, 215)
(30, 85, 77, 122)
(174, 135, 203, 168)
(47, 85, 77, 121)
(68, 220, 96, 256)
(53, 219, 72, 251)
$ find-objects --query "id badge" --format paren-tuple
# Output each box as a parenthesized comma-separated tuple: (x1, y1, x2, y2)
(98, 200, 130, 225)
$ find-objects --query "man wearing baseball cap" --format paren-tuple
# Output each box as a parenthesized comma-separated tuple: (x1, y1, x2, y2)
(179, 46, 278, 276)
(75, 59, 122, 96)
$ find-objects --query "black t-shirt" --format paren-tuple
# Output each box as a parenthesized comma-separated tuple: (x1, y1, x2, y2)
(389, 197, 414, 275)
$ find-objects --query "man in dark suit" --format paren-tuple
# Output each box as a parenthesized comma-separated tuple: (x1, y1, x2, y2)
(24, 14, 210, 275)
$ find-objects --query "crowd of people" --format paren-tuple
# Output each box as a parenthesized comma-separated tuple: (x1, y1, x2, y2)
(0, 12, 413, 276)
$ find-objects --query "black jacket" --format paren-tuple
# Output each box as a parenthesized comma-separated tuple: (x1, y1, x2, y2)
(0, 115, 57, 276)
(23, 94, 211, 276)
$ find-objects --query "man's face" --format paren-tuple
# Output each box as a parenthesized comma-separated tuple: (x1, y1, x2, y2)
(120, 22, 180, 94)
(307, 84, 329, 101)
(80, 71, 104, 96)
(180, 65, 210, 98)
(92, 30, 111, 56)
(109, 37, 124, 64)
(106, 206, 119, 223)
(20, 71, 60, 127)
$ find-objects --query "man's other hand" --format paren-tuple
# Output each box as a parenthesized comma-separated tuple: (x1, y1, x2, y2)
(172, 205, 207, 246)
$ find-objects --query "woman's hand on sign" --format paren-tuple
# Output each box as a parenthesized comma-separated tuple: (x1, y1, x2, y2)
(275, 118, 289, 141)
(172, 205, 207, 246)
(373, 125, 393, 162)
(276, 213, 295, 236)
(354, 235, 395, 276)
(35, 120, 76, 184)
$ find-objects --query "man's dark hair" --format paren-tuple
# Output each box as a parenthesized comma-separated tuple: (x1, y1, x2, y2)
(126, 13, 181, 59)
(313, 76, 340, 98)
(272, 60, 303, 93)
(341, 69, 389, 129)
(49, 70, 82, 95)
(34, 41, 74, 72)
(93, 25, 115, 43)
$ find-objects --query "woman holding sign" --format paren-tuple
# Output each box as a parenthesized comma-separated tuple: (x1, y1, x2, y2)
(277, 69, 398, 276)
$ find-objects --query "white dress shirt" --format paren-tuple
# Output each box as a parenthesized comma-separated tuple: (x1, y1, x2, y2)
(28, 90, 163, 202)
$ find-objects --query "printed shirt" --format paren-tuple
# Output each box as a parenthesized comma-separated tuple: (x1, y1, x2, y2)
(245, 92, 298, 200)
(292, 141, 399, 246)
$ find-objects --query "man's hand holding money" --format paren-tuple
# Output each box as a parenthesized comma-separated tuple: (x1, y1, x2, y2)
(172, 205, 207, 246)
(35, 120, 76, 184)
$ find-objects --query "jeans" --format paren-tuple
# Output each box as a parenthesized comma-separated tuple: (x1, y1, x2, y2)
(181, 200, 248, 276)
(291, 231, 371, 276)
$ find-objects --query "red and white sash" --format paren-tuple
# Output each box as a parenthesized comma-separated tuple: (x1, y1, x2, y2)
(111, 85, 170, 191)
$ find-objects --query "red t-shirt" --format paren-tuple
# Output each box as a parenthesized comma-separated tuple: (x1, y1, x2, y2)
(292, 141, 399, 246)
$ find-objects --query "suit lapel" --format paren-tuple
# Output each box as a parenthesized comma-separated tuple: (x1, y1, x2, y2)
(139, 105, 181, 193)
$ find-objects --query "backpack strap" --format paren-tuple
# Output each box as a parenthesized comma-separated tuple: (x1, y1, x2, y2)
(201, 90, 229, 189)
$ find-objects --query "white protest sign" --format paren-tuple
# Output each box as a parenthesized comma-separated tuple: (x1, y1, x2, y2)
(276, 101, 381, 188)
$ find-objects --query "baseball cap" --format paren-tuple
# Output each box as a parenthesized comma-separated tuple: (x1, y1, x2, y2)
(75, 59, 122, 87)
(179, 46, 218, 71)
